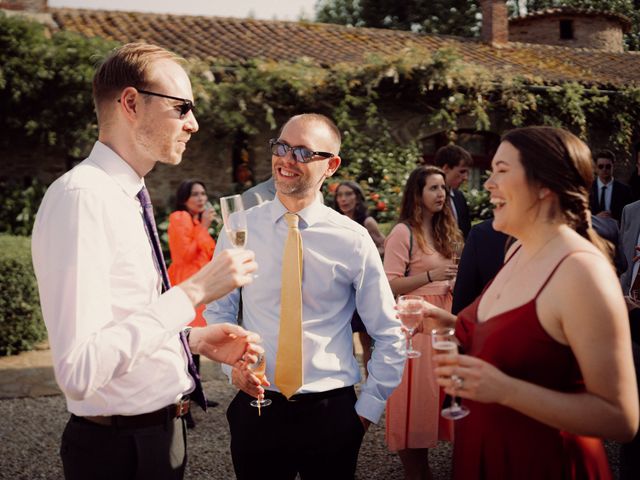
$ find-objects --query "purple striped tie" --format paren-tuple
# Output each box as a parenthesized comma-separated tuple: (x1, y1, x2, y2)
(137, 186, 207, 411)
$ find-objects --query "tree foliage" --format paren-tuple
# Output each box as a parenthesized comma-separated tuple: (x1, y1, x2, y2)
(316, 0, 480, 37)
(0, 12, 116, 158)
(2, 12, 640, 225)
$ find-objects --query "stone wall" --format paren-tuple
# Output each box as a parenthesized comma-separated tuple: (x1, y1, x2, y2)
(509, 15, 625, 52)
(0, 0, 47, 12)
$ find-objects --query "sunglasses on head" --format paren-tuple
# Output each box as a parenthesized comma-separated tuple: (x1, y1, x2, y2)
(118, 88, 195, 118)
(597, 164, 612, 170)
(269, 139, 334, 163)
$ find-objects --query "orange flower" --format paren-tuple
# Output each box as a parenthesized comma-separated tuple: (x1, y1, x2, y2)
(328, 183, 339, 194)
(370, 193, 380, 201)
(376, 201, 387, 211)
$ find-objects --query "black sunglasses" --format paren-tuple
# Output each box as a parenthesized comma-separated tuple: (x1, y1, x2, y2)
(269, 139, 334, 164)
(118, 89, 195, 118)
(597, 164, 612, 170)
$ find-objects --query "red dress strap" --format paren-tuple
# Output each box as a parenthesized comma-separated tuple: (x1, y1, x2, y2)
(533, 250, 599, 299)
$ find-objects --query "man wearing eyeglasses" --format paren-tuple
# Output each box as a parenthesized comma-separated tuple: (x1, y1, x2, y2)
(205, 113, 405, 480)
(31, 43, 260, 480)
(589, 149, 633, 222)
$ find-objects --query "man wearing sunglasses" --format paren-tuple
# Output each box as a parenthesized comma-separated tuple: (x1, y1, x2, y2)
(31, 43, 260, 480)
(588, 149, 633, 222)
(205, 114, 405, 480)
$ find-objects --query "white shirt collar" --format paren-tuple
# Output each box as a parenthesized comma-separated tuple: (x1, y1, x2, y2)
(89, 141, 145, 199)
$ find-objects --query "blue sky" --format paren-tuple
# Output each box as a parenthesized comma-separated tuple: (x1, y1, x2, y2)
(48, 0, 319, 20)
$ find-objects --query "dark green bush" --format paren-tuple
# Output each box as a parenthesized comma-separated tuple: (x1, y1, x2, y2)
(0, 178, 47, 236)
(0, 235, 46, 356)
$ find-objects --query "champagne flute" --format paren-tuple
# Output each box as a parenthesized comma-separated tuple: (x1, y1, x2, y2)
(219, 194, 247, 248)
(247, 352, 272, 415)
(431, 327, 470, 420)
(397, 295, 424, 358)
(449, 241, 463, 287)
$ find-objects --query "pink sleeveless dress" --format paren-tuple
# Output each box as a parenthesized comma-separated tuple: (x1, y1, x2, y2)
(452, 252, 612, 479)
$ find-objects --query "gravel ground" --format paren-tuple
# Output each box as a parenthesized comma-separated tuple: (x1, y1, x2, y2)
(0, 363, 452, 480)
(0, 361, 621, 480)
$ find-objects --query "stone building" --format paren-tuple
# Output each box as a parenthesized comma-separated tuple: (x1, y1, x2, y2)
(1, 0, 639, 207)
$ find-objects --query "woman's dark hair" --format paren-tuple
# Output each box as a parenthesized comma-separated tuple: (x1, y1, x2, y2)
(501, 126, 612, 258)
(398, 165, 463, 258)
(333, 181, 369, 225)
(174, 179, 207, 212)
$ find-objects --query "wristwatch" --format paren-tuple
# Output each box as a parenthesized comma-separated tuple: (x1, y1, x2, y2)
(183, 326, 192, 342)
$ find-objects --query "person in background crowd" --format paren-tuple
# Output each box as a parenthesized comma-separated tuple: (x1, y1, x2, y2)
(588, 149, 633, 222)
(618, 198, 640, 479)
(205, 113, 405, 480)
(334, 180, 386, 377)
(451, 218, 509, 315)
(31, 43, 259, 480)
(241, 176, 276, 209)
(628, 143, 640, 202)
(168, 179, 220, 427)
(429, 126, 637, 479)
(383, 165, 462, 480)
(433, 144, 473, 238)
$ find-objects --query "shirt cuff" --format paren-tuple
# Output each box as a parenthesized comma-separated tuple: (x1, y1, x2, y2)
(155, 286, 197, 331)
(355, 391, 386, 424)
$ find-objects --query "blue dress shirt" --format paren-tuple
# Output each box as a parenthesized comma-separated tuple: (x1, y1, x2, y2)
(205, 196, 405, 423)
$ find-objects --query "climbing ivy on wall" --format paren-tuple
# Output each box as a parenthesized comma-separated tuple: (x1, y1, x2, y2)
(1, 12, 639, 223)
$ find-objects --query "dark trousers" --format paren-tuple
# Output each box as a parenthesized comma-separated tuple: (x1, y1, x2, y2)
(60, 415, 187, 480)
(227, 387, 365, 480)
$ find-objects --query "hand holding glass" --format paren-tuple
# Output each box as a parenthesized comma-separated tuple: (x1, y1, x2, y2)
(220, 194, 247, 248)
(397, 295, 424, 358)
(431, 327, 469, 420)
(247, 352, 271, 414)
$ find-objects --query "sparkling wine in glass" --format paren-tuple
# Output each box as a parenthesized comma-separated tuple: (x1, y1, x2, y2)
(247, 352, 272, 414)
(220, 194, 247, 248)
(449, 241, 463, 287)
(397, 295, 424, 359)
(431, 327, 470, 420)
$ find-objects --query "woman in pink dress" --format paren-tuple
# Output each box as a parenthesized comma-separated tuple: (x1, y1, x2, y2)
(427, 127, 638, 479)
(384, 165, 463, 479)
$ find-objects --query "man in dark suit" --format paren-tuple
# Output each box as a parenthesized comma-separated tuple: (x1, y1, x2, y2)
(452, 218, 508, 314)
(434, 144, 472, 238)
(589, 149, 633, 222)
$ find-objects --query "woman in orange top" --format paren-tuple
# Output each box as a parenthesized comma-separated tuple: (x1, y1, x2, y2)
(168, 179, 216, 327)
(168, 180, 218, 426)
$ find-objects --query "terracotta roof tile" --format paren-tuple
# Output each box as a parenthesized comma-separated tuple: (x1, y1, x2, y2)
(50, 8, 640, 89)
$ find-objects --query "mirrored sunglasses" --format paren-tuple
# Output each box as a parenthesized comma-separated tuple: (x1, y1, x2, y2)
(269, 139, 334, 163)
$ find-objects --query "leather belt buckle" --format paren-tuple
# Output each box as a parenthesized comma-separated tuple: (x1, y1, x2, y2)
(175, 397, 190, 417)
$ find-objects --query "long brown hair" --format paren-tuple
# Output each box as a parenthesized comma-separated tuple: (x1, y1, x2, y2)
(398, 165, 463, 258)
(502, 126, 612, 258)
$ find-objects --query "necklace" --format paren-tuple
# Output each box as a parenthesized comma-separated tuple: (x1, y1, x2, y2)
(494, 234, 559, 300)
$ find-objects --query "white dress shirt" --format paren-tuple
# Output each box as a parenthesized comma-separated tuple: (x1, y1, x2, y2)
(204, 196, 405, 423)
(32, 142, 196, 416)
(596, 177, 613, 212)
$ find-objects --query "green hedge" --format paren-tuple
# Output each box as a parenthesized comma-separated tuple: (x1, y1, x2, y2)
(0, 235, 46, 356)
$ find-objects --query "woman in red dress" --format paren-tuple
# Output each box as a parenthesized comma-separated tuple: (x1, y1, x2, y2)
(168, 179, 218, 426)
(427, 127, 638, 479)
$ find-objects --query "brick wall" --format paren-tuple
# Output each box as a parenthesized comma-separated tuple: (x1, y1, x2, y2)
(0, 0, 47, 11)
(480, 0, 508, 45)
(509, 16, 624, 52)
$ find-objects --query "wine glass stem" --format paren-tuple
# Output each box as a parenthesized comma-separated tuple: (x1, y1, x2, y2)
(404, 330, 412, 352)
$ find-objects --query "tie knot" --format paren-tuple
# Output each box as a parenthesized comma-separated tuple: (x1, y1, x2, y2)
(284, 212, 299, 229)
(137, 186, 152, 207)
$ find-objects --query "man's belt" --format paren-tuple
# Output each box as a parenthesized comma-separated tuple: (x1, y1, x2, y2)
(75, 396, 190, 428)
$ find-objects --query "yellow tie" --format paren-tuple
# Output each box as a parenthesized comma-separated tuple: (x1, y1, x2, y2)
(275, 212, 304, 399)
